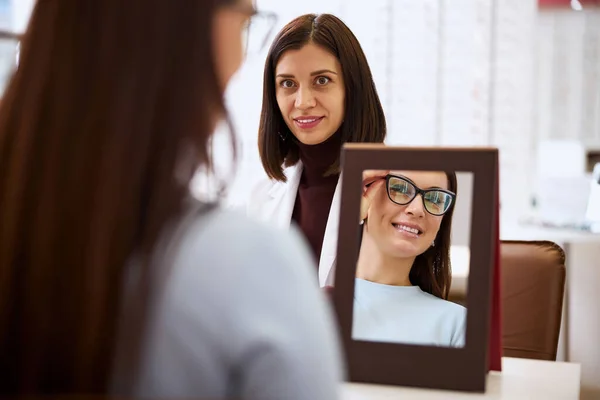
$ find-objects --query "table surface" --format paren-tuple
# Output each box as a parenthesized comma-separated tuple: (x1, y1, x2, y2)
(341, 357, 581, 399)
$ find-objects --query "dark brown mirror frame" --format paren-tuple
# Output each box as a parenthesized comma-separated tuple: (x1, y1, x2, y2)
(333, 144, 498, 393)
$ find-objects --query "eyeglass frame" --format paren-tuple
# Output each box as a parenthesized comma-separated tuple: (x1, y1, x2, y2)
(228, 4, 278, 57)
(384, 174, 456, 216)
(248, 10, 277, 56)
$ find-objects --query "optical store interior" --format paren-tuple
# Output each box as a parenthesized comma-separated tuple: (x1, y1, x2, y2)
(1, 0, 599, 399)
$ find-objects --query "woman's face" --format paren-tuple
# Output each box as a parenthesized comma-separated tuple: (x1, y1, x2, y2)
(212, 0, 254, 92)
(274, 43, 345, 145)
(366, 171, 449, 259)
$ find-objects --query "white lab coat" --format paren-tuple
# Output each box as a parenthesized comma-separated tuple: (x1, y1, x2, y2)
(246, 162, 341, 287)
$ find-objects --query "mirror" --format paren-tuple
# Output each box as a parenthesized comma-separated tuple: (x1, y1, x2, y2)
(351, 169, 473, 348)
(333, 144, 498, 392)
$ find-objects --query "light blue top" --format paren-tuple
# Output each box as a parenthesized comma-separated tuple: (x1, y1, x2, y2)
(114, 203, 344, 399)
(352, 278, 467, 348)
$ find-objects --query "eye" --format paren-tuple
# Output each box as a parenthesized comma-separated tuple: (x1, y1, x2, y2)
(390, 182, 410, 194)
(425, 191, 449, 206)
(315, 76, 330, 86)
(279, 80, 295, 88)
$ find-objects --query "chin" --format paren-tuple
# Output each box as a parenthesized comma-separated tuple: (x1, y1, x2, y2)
(293, 130, 335, 146)
(387, 239, 428, 259)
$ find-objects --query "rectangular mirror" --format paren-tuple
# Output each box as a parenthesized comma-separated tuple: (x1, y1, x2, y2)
(334, 144, 498, 392)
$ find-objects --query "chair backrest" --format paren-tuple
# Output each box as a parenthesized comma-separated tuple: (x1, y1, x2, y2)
(501, 240, 566, 361)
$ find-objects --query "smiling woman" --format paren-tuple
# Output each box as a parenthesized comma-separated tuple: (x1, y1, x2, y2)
(274, 43, 345, 145)
(0, 0, 343, 398)
(247, 14, 387, 287)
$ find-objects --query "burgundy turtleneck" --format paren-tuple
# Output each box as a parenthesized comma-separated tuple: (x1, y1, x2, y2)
(291, 132, 341, 265)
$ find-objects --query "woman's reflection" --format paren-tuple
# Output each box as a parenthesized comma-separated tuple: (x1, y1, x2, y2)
(352, 170, 466, 348)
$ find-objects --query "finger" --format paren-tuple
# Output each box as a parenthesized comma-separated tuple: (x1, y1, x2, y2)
(364, 179, 385, 201)
(363, 177, 384, 191)
(362, 169, 390, 180)
(360, 180, 384, 221)
(362, 170, 390, 186)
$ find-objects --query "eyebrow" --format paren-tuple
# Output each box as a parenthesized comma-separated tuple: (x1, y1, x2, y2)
(392, 174, 446, 190)
(275, 69, 338, 79)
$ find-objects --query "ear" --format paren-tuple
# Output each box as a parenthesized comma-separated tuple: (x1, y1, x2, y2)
(365, 203, 376, 231)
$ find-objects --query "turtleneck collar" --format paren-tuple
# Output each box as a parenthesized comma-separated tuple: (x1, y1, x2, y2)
(296, 131, 342, 184)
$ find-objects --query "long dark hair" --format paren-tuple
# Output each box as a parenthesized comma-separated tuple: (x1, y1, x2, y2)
(0, 0, 234, 394)
(408, 172, 458, 300)
(258, 13, 387, 181)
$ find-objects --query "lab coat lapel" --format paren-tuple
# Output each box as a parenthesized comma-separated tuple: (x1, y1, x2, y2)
(266, 163, 303, 229)
(318, 175, 342, 287)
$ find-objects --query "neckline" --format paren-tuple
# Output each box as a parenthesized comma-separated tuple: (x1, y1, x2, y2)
(356, 278, 420, 291)
(296, 131, 342, 184)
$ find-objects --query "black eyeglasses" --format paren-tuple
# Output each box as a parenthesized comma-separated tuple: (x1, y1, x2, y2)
(385, 174, 456, 216)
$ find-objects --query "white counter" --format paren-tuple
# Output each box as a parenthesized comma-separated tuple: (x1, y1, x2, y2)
(342, 357, 581, 399)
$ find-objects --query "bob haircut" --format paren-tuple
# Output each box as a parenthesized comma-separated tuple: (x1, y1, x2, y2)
(258, 13, 387, 181)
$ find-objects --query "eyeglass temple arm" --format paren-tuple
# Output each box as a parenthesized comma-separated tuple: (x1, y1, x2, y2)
(364, 177, 386, 188)
(0, 31, 22, 40)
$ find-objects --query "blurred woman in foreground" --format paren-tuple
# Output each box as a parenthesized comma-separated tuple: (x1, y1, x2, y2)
(0, 0, 343, 398)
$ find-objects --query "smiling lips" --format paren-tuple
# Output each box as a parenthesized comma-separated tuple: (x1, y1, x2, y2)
(391, 222, 424, 238)
(293, 116, 324, 130)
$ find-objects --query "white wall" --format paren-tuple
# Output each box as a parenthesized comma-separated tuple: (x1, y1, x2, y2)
(7, 0, 599, 224)
(0, 0, 20, 95)
(534, 8, 600, 144)
(10, 0, 33, 32)
(220, 1, 600, 223)
(217, 0, 538, 225)
(492, 0, 538, 221)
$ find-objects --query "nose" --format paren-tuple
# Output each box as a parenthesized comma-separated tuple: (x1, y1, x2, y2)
(404, 194, 426, 217)
(294, 86, 316, 110)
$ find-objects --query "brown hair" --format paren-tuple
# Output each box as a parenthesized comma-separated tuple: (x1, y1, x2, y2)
(408, 172, 458, 300)
(0, 0, 235, 394)
(258, 13, 386, 181)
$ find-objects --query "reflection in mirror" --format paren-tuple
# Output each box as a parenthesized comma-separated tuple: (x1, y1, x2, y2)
(352, 169, 473, 348)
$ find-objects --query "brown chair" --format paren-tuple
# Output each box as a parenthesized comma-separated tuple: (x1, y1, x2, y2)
(447, 240, 566, 360)
(500, 240, 566, 361)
